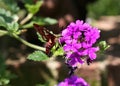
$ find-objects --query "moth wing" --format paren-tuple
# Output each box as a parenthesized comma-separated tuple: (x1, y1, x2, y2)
(34, 24, 56, 54)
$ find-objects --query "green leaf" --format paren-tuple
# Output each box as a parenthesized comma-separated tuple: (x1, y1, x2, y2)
(27, 51, 49, 61)
(0, 8, 13, 23)
(7, 22, 19, 34)
(37, 32, 46, 42)
(21, 21, 45, 28)
(0, 9, 19, 34)
(0, 0, 19, 13)
(0, 8, 19, 27)
(33, 17, 57, 25)
(22, 17, 57, 28)
(25, 1, 43, 14)
(0, 71, 17, 85)
(44, 18, 57, 25)
(51, 43, 64, 56)
(98, 41, 110, 53)
(0, 17, 7, 28)
(0, 15, 19, 34)
(54, 47, 64, 56)
(0, 78, 10, 85)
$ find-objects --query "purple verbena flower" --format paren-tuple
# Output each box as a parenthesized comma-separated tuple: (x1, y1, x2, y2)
(57, 75, 89, 86)
(59, 20, 100, 67)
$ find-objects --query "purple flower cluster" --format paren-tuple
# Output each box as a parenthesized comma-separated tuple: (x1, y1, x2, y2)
(57, 75, 89, 86)
(60, 20, 100, 67)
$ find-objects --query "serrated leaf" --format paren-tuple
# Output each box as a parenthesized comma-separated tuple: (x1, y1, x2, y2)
(25, 1, 43, 14)
(27, 51, 49, 61)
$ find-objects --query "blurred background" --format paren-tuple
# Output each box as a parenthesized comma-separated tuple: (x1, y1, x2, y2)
(0, 0, 120, 86)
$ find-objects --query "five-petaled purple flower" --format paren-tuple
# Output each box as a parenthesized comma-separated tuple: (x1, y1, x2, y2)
(60, 20, 100, 67)
(57, 75, 89, 86)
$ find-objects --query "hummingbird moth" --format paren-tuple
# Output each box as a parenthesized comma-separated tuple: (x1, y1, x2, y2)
(33, 24, 56, 55)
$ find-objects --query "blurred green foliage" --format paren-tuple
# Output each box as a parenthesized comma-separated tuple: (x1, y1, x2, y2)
(88, 0, 120, 19)
(0, 55, 16, 86)
(0, 0, 19, 13)
(25, 1, 43, 15)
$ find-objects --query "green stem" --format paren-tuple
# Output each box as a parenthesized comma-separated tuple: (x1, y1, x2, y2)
(0, 29, 45, 51)
(13, 34, 45, 51)
(0, 29, 8, 36)
(20, 13, 33, 25)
